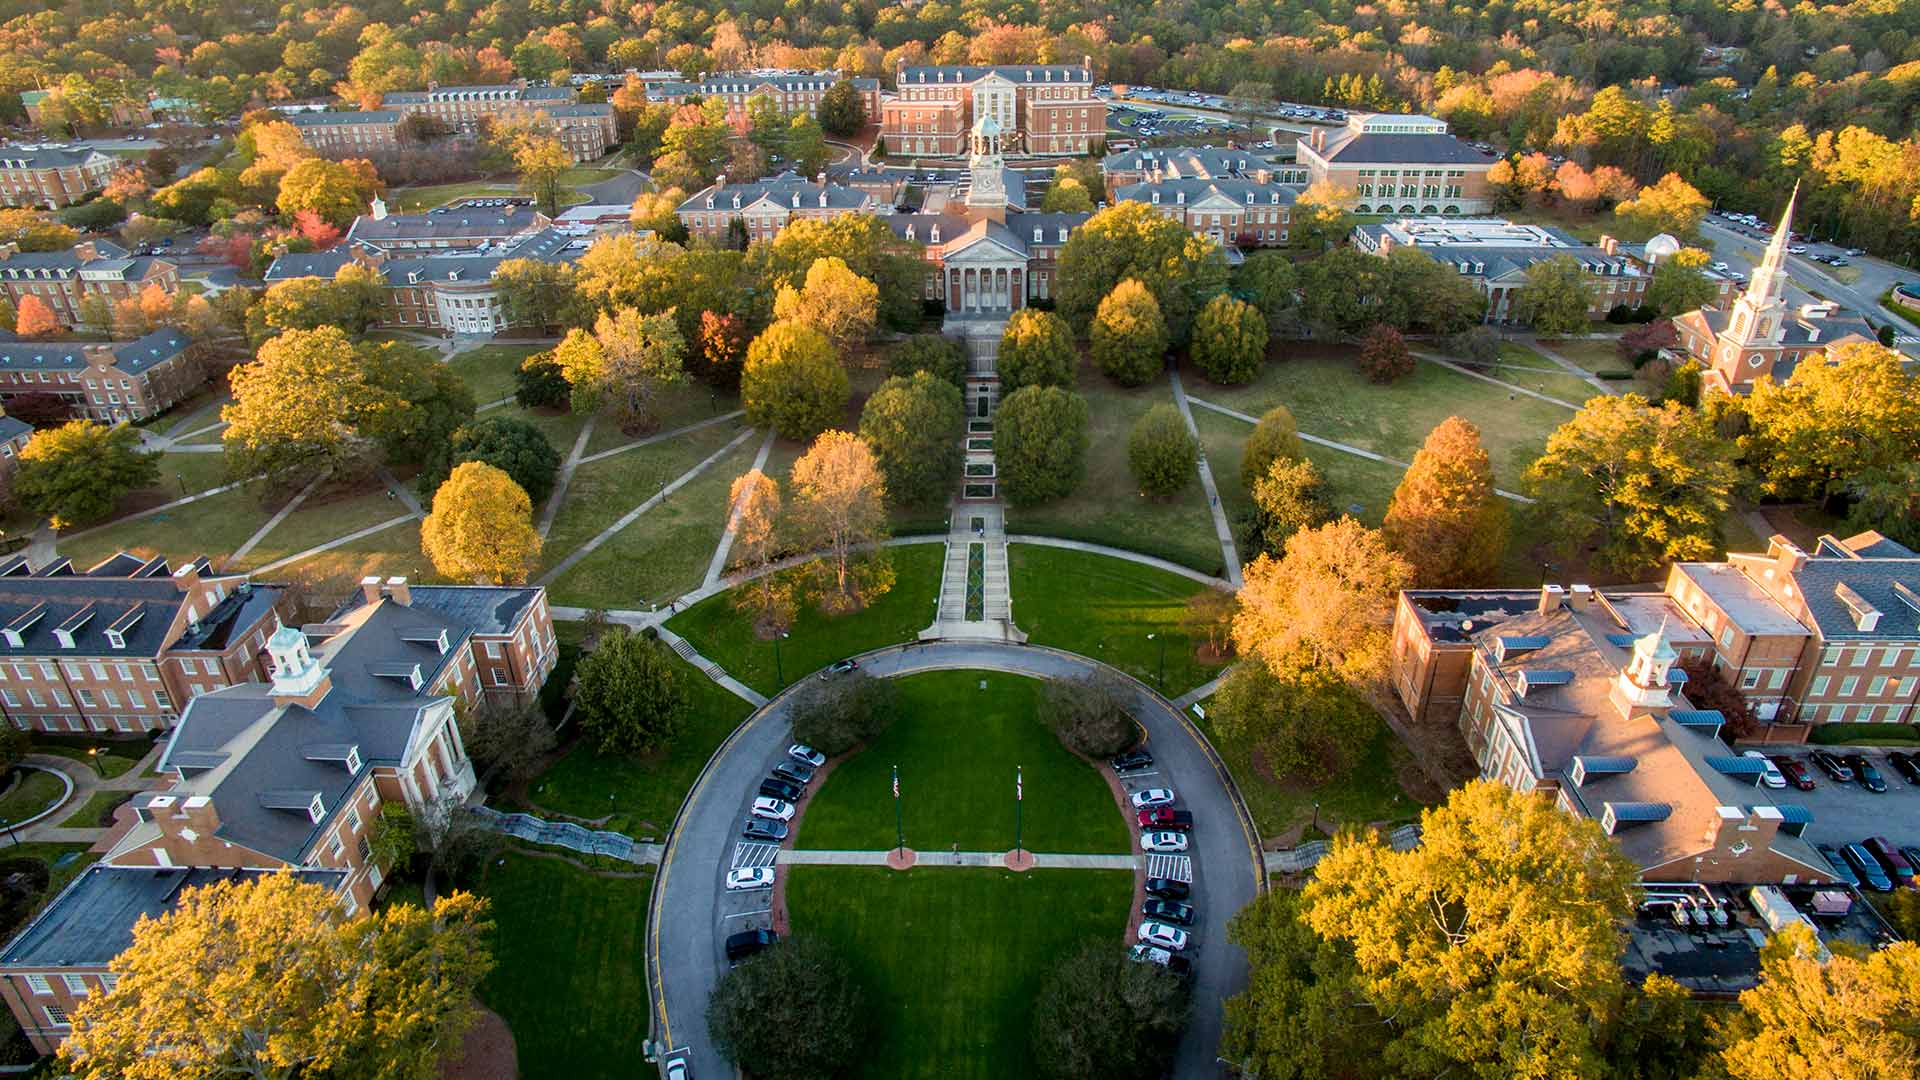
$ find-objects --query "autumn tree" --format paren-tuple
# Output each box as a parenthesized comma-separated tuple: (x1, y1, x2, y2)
(707, 934, 868, 1080)
(741, 321, 849, 440)
(770, 256, 878, 355)
(1031, 941, 1189, 1080)
(1191, 293, 1266, 385)
(1241, 406, 1305, 496)
(858, 372, 963, 505)
(1233, 517, 1412, 689)
(15, 422, 158, 530)
(1741, 341, 1920, 502)
(790, 431, 891, 611)
(276, 157, 381, 228)
(1382, 417, 1509, 587)
(14, 295, 59, 339)
(1718, 926, 1920, 1080)
(1091, 278, 1168, 387)
(1245, 457, 1330, 558)
(725, 469, 794, 636)
(59, 874, 492, 1080)
(223, 327, 398, 483)
(592, 308, 686, 432)
(1288, 178, 1353, 251)
(573, 628, 688, 755)
(462, 702, 556, 789)
(997, 308, 1078, 393)
(1127, 404, 1196, 499)
(1234, 251, 1299, 339)
(0, 210, 79, 252)
(1056, 201, 1229, 345)
(1525, 394, 1740, 574)
(996, 386, 1090, 505)
(492, 259, 589, 334)
(420, 462, 542, 584)
(246, 265, 386, 345)
(1211, 650, 1379, 782)
(511, 126, 573, 216)
(1356, 323, 1412, 384)
(1616, 172, 1710, 238)
(1040, 175, 1094, 214)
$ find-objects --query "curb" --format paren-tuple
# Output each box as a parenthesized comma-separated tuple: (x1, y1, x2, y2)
(8, 763, 77, 832)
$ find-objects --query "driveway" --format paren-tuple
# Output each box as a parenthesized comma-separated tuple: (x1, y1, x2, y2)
(579, 170, 650, 206)
(1763, 747, 1920, 855)
(649, 641, 1262, 1078)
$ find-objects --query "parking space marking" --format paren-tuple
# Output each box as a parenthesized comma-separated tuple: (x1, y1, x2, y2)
(1147, 854, 1194, 883)
(731, 842, 779, 869)
(721, 906, 773, 920)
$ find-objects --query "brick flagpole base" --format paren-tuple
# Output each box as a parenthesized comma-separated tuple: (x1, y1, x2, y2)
(886, 847, 917, 870)
(1003, 849, 1034, 872)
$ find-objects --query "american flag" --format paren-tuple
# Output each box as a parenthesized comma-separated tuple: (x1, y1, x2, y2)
(1016, 766, 1023, 802)
(892, 766, 900, 800)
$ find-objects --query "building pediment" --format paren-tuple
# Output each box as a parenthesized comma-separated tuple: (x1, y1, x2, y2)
(942, 233, 1026, 263)
(1188, 191, 1243, 211)
(976, 73, 1015, 89)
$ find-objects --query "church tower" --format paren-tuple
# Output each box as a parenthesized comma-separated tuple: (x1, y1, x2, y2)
(965, 113, 1008, 222)
(1716, 183, 1796, 379)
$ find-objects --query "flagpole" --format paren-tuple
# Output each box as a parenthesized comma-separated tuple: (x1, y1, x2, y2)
(1015, 765, 1023, 856)
(892, 764, 904, 857)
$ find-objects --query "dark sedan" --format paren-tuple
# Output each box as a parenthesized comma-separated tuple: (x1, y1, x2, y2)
(1144, 877, 1190, 901)
(1769, 755, 1816, 791)
(1845, 755, 1888, 793)
(1811, 750, 1855, 783)
(1817, 843, 1860, 888)
(742, 819, 789, 842)
(1888, 751, 1920, 786)
(1143, 899, 1196, 927)
(1110, 748, 1154, 773)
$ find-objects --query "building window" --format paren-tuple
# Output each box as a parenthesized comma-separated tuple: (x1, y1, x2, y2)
(61, 975, 86, 995)
(44, 1003, 68, 1026)
(1840, 676, 1860, 696)
(24, 974, 50, 995)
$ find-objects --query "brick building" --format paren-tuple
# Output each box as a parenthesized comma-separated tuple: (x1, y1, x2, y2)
(1112, 171, 1300, 249)
(1351, 217, 1648, 324)
(882, 62, 1104, 157)
(0, 576, 558, 1053)
(20, 91, 151, 131)
(0, 148, 115, 209)
(1100, 146, 1308, 196)
(289, 82, 618, 164)
(1296, 113, 1497, 215)
(0, 239, 179, 329)
(0, 329, 197, 423)
(285, 110, 402, 155)
(646, 71, 882, 124)
(676, 173, 875, 244)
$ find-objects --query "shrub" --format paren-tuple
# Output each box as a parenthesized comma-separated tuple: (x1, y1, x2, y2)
(1126, 404, 1196, 499)
(1355, 323, 1412, 384)
(1030, 940, 1189, 1080)
(707, 934, 868, 1080)
(788, 671, 900, 756)
(1041, 675, 1140, 758)
(887, 334, 966, 389)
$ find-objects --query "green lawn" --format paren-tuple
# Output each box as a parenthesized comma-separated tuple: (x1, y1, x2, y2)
(539, 420, 746, 570)
(1009, 545, 1224, 698)
(797, 670, 1129, 854)
(1191, 402, 1408, 533)
(387, 181, 517, 213)
(1003, 365, 1224, 574)
(59, 484, 278, 571)
(558, 166, 625, 188)
(276, 519, 440, 600)
(1484, 344, 1607, 403)
(31, 734, 151, 779)
(786, 866, 1131, 1079)
(527, 649, 752, 836)
(1537, 338, 1631, 376)
(475, 852, 653, 1080)
(547, 432, 757, 611)
(666, 542, 943, 695)
(489, 404, 590, 459)
(57, 789, 131, 828)
(448, 344, 542, 405)
(229, 483, 414, 572)
(0, 771, 66, 825)
(581, 382, 739, 456)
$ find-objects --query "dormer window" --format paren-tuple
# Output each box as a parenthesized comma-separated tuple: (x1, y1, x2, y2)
(731, 194, 741, 209)
(1176, 192, 1185, 205)
(308, 794, 325, 823)
(929, 226, 940, 243)
(1151, 192, 1160, 205)
(705, 196, 715, 209)
(345, 746, 362, 773)
(1033, 228, 1043, 242)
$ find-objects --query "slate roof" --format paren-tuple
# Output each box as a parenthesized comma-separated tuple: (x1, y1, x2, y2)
(1790, 557, 1920, 642)
(1102, 146, 1291, 179)
(1114, 178, 1301, 207)
(0, 555, 269, 659)
(538, 103, 614, 118)
(0, 416, 29, 445)
(347, 207, 546, 248)
(0, 239, 126, 272)
(286, 110, 399, 127)
(0, 147, 110, 170)
(678, 174, 872, 214)
(0, 328, 189, 377)
(0, 866, 346, 968)
(1306, 129, 1496, 166)
(651, 73, 878, 97)
(261, 249, 352, 282)
(899, 64, 1091, 84)
(337, 584, 539, 636)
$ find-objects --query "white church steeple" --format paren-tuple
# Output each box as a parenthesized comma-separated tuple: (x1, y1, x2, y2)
(1726, 182, 1797, 350)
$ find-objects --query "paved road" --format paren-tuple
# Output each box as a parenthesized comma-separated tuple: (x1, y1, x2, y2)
(650, 641, 1262, 1079)
(1699, 219, 1916, 335)
(579, 169, 651, 206)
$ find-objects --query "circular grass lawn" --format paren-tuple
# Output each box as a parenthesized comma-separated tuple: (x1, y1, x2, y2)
(793, 670, 1131, 855)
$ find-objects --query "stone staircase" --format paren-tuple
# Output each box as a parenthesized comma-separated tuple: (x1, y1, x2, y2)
(922, 332, 1022, 641)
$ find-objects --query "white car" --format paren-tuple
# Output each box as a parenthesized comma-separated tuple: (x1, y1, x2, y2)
(1130, 788, 1176, 809)
(664, 1054, 691, 1080)
(726, 867, 775, 891)
(1743, 750, 1787, 789)
(1141, 830, 1189, 853)
(787, 744, 826, 768)
(1712, 262, 1731, 272)
(751, 797, 795, 822)
(1129, 944, 1172, 966)
(1137, 920, 1190, 951)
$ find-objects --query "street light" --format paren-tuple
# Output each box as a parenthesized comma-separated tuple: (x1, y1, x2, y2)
(773, 631, 789, 686)
(87, 746, 103, 777)
(1147, 633, 1166, 691)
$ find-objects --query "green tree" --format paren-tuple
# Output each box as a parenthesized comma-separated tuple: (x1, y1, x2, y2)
(1241, 406, 1305, 495)
(360, 341, 476, 468)
(996, 386, 1090, 505)
(817, 81, 866, 137)
(1517, 254, 1596, 334)
(15, 422, 158, 530)
(1127, 404, 1196, 499)
(1040, 175, 1094, 213)
(1031, 941, 1190, 1080)
(1091, 279, 1167, 387)
(514, 351, 571, 409)
(858, 372, 963, 505)
(1245, 456, 1331, 558)
(424, 416, 561, 504)
(998, 308, 1078, 393)
(1234, 251, 1299, 339)
(573, 628, 688, 756)
(741, 321, 849, 440)
(1719, 924, 1920, 1080)
(1526, 394, 1740, 575)
(511, 127, 573, 216)
(753, 216, 924, 331)
(887, 334, 966, 389)
(1057, 201, 1228, 345)
(1212, 651, 1379, 782)
(1191, 293, 1267, 385)
(1644, 248, 1719, 316)
(1382, 417, 1509, 587)
(246, 265, 387, 346)
(493, 259, 589, 334)
(1742, 341, 1920, 501)
(1039, 675, 1139, 758)
(707, 935, 868, 1080)
(787, 672, 900, 756)
(784, 114, 829, 177)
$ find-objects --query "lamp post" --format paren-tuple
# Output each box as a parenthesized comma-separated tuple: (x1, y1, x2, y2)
(87, 746, 103, 777)
(1147, 633, 1166, 691)
(773, 631, 789, 687)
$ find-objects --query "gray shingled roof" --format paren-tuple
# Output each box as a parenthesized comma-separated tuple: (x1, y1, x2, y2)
(0, 328, 188, 377)
(1309, 130, 1496, 166)
(678, 175, 870, 213)
(287, 110, 399, 127)
(0, 147, 109, 169)
(338, 584, 539, 636)
(899, 64, 1089, 84)
(1114, 178, 1301, 207)
(262, 249, 352, 282)
(0, 565, 272, 660)
(347, 207, 546, 247)
(0, 416, 28, 444)
(1792, 558, 1920, 641)
(0, 239, 127, 276)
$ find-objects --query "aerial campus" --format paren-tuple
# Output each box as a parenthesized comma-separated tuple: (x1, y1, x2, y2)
(0, 3, 1911, 1078)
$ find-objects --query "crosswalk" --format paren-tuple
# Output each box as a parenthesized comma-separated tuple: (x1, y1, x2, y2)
(1146, 854, 1193, 883)
(731, 841, 780, 870)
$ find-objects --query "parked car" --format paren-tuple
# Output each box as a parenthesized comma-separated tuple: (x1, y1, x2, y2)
(1864, 837, 1915, 889)
(1900, 846, 1920, 874)
(664, 1053, 691, 1080)
(1744, 750, 1787, 788)
(1887, 751, 1920, 785)
(1843, 843, 1895, 891)
(1141, 831, 1189, 853)
(1136, 807, 1195, 831)
(1818, 843, 1861, 887)
(1137, 920, 1190, 951)
(759, 777, 803, 802)
(1144, 877, 1190, 901)
(1110, 748, 1154, 773)
(742, 819, 789, 841)
(771, 761, 815, 786)
(725, 928, 778, 964)
(726, 867, 775, 891)
(1846, 247, 1865, 256)
(1811, 750, 1855, 782)
(1845, 755, 1888, 793)
(1143, 899, 1196, 926)
(751, 797, 795, 822)
(1770, 755, 1816, 790)
(1130, 788, 1177, 809)
(820, 658, 859, 679)
(788, 744, 827, 768)
(1129, 944, 1172, 966)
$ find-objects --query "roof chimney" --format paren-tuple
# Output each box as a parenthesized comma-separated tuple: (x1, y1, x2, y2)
(360, 576, 383, 606)
(1568, 583, 1595, 612)
(384, 576, 411, 607)
(1766, 535, 1807, 575)
(1537, 583, 1565, 615)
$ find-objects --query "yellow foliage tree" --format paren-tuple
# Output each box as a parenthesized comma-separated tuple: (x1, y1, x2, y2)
(1232, 517, 1412, 691)
(421, 461, 542, 584)
(770, 256, 879, 356)
(790, 430, 889, 610)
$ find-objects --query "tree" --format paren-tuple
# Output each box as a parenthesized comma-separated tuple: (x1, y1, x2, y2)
(511, 128, 572, 216)
(1289, 179, 1353, 251)
(493, 259, 588, 334)
(1355, 323, 1412, 384)
(741, 322, 849, 440)
(725, 469, 793, 636)
(1241, 406, 1304, 496)
(360, 342, 475, 469)
(1191, 294, 1266, 385)
(427, 416, 561, 504)
(462, 702, 558, 788)
(1091, 279, 1167, 387)
(1719, 924, 1920, 1080)
(1618, 319, 1679, 365)
(1245, 457, 1330, 558)
(1127, 404, 1196, 499)
(1056, 201, 1229, 345)
(1031, 941, 1189, 1080)
(276, 157, 380, 228)
(996, 386, 1090, 506)
(784, 115, 830, 178)
(1447, 325, 1502, 371)
(1233, 518, 1412, 689)
(1676, 657, 1760, 741)
(0, 210, 79, 252)
(246, 266, 386, 345)
(1212, 652, 1379, 782)
(1525, 394, 1741, 574)
(590, 308, 686, 431)
(753, 215, 924, 332)
(1235, 251, 1299, 339)
(1742, 342, 1920, 502)
(514, 351, 571, 409)
(59, 874, 491, 1080)
(997, 309, 1077, 393)
(365, 801, 418, 875)
(421, 462, 541, 584)
(859, 372, 963, 506)
(15, 422, 158, 529)
(770, 257, 878, 355)
(14, 295, 59, 339)
(1616, 173, 1711, 238)
(573, 628, 688, 756)
(1517, 255, 1596, 334)
(817, 81, 866, 137)
(788, 671, 900, 755)
(1382, 417, 1509, 587)
(790, 431, 890, 610)
(1644, 248, 1718, 316)
(1040, 175, 1094, 213)
(707, 934, 867, 1080)
(698, 310, 750, 391)
(888, 335, 966, 389)
(1040, 675, 1139, 758)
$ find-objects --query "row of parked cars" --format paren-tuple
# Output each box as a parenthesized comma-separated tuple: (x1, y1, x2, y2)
(1111, 745, 1205, 967)
(720, 743, 834, 967)
(1748, 748, 1920, 793)
(1817, 836, 1920, 893)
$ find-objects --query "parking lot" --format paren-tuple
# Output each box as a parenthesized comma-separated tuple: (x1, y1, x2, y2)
(1764, 748, 1920, 854)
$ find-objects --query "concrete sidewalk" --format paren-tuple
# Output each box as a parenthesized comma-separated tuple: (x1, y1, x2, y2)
(776, 848, 1139, 869)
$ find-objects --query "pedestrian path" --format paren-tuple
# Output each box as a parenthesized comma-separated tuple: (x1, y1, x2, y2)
(576, 411, 748, 468)
(1411, 350, 1583, 409)
(1168, 370, 1242, 586)
(655, 621, 767, 707)
(250, 513, 416, 575)
(1525, 339, 1618, 397)
(776, 848, 1138, 869)
(703, 429, 776, 588)
(925, 502, 1021, 641)
(537, 414, 600, 539)
(224, 474, 321, 567)
(1173, 673, 1228, 710)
